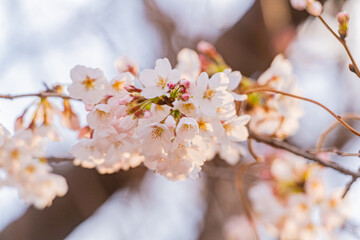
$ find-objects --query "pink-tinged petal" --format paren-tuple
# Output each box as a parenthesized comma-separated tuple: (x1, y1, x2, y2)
(226, 70, 242, 90)
(196, 72, 209, 92)
(176, 48, 201, 80)
(231, 92, 247, 101)
(70, 65, 87, 82)
(67, 83, 84, 99)
(200, 99, 216, 116)
(209, 72, 229, 89)
(139, 69, 157, 87)
(233, 114, 251, 125)
(141, 86, 165, 99)
(167, 69, 181, 84)
(229, 125, 248, 142)
(155, 58, 172, 77)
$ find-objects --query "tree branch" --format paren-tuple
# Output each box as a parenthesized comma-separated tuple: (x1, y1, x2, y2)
(249, 131, 360, 178)
(0, 92, 76, 100)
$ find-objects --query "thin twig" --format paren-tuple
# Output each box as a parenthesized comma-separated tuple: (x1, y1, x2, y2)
(249, 131, 360, 178)
(0, 92, 75, 100)
(244, 87, 360, 137)
(318, 15, 360, 78)
(316, 148, 360, 157)
(316, 114, 360, 152)
(342, 177, 358, 198)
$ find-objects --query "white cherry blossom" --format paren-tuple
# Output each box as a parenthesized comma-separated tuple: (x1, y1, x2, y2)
(68, 65, 109, 105)
(140, 58, 180, 99)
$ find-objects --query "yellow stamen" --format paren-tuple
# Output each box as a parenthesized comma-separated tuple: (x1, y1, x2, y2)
(204, 89, 216, 99)
(157, 76, 167, 89)
(82, 76, 96, 90)
(112, 80, 125, 91)
(152, 127, 164, 140)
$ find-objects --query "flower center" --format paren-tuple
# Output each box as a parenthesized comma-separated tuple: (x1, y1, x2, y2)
(204, 89, 216, 99)
(112, 80, 125, 91)
(157, 76, 167, 89)
(11, 149, 19, 160)
(82, 76, 96, 90)
(25, 165, 36, 174)
(181, 103, 195, 114)
(223, 123, 233, 133)
(96, 109, 111, 119)
(198, 119, 208, 131)
(181, 124, 194, 132)
(152, 127, 164, 140)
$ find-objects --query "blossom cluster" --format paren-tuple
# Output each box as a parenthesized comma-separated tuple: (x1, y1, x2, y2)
(69, 49, 251, 180)
(0, 42, 304, 209)
(243, 55, 303, 139)
(243, 152, 351, 239)
(0, 124, 67, 209)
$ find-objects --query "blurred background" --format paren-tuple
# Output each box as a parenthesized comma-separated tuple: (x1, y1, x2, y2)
(1, 0, 360, 239)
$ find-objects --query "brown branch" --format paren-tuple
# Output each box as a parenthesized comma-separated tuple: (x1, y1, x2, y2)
(244, 87, 360, 137)
(0, 92, 75, 100)
(46, 157, 74, 163)
(318, 16, 360, 78)
(316, 113, 360, 152)
(342, 176, 358, 198)
(315, 148, 360, 157)
(249, 131, 360, 178)
(247, 138, 263, 162)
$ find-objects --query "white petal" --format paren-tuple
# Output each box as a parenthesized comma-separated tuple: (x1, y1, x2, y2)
(155, 58, 172, 77)
(139, 69, 157, 87)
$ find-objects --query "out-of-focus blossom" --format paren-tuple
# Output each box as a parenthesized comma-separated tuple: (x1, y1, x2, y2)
(247, 152, 352, 239)
(290, 0, 323, 17)
(223, 215, 257, 240)
(246, 54, 304, 139)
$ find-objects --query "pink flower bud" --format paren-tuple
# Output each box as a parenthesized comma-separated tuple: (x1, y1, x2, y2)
(180, 79, 191, 88)
(307, 1, 322, 17)
(167, 82, 176, 89)
(197, 41, 217, 57)
(180, 94, 190, 101)
(337, 11, 349, 24)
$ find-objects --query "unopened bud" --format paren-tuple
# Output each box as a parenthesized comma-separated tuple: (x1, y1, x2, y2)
(337, 11, 350, 39)
(337, 11, 349, 24)
(180, 94, 190, 101)
(167, 82, 176, 89)
(307, 1, 322, 17)
(349, 64, 356, 73)
(180, 79, 191, 88)
(197, 41, 217, 58)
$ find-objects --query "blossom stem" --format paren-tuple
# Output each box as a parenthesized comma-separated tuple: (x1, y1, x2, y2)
(244, 87, 360, 137)
(318, 15, 360, 78)
(316, 113, 360, 152)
